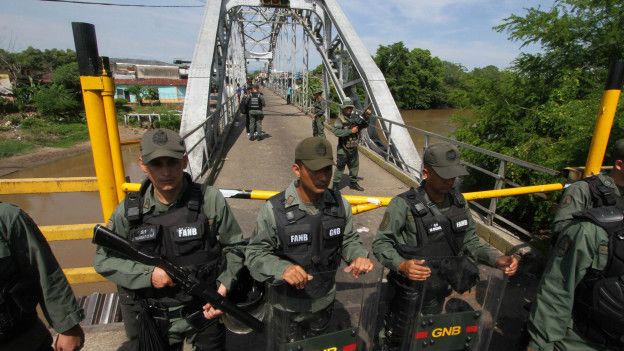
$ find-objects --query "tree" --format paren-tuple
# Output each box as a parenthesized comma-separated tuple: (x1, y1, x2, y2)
(127, 85, 146, 105)
(53, 62, 80, 92)
(374, 42, 450, 109)
(453, 0, 624, 230)
(32, 84, 81, 120)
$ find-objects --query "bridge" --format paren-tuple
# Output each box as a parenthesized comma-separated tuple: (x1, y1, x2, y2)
(1, 0, 622, 350)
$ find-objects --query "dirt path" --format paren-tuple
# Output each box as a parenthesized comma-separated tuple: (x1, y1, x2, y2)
(0, 125, 145, 177)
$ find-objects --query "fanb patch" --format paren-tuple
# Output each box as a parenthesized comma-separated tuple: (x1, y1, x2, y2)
(556, 236, 571, 257)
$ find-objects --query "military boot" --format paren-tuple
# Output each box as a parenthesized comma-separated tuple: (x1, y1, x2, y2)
(349, 182, 364, 191)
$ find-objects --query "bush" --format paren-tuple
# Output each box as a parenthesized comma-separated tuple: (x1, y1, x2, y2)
(0, 98, 18, 114)
(114, 98, 128, 107)
(32, 84, 80, 120)
(0, 139, 35, 158)
(154, 111, 181, 131)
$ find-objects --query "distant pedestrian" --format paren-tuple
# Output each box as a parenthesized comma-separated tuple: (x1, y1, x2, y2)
(244, 85, 266, 141)
(286, 85, 292, 105)
(312, 89, 325, 138)
(236, 83, 243, 103)
(240, 89, 250, 137)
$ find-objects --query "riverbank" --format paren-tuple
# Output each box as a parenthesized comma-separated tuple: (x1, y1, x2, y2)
(0, 124, 145, 177)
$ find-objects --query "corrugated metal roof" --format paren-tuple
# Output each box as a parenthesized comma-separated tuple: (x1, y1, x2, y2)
(114, 78, 188, 86)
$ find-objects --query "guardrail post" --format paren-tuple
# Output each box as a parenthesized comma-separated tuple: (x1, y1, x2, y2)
(487, 160, 506, 225)
(385, 123, 393, 161)
(72, 22, 119, 221)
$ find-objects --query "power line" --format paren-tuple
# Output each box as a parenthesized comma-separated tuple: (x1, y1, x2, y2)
(40, 0, 203, 8)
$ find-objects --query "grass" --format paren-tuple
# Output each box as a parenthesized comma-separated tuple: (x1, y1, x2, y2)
(0, 139, 35, 158)
(0, 115, 89, 159)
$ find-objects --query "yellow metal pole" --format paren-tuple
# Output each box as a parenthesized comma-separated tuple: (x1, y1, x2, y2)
(101, 56, 127, 202)
(463, 183, 564, 201)
(81, 77, 118, 220)
(584, 60, 624, 177)
(73, 22, 119, 221)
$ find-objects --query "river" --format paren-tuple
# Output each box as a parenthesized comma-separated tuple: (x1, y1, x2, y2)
(0, 109, 459, 296)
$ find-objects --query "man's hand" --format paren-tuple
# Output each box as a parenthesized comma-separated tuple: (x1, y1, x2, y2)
(343, 257, 374, 278)
(54, 324, 84, 351)
(202, 283, 227, 320)
(151, 267, 175, 288)
(351, 126, 359, 133)
(496, 255, 520, 276)
(399, 259, 431, 281)
(282, 264, 313, 289)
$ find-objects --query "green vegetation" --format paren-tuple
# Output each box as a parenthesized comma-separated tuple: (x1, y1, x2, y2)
(0, 139, 35, 158)
(453, 0, 624, 231)
(0, 47, 180, 159)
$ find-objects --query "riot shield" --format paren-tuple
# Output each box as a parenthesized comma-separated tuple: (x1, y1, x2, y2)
(382, 257, 507, 351)
(265, 267, 383, 351)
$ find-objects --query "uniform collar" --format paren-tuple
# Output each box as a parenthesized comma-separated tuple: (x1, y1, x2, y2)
(283, 180, 337, 211)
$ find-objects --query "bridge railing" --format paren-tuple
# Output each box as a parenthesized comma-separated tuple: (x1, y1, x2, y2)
(278, 86, 564, 238)
(181, 94, 239, 181)
(368, 114, 564, 238)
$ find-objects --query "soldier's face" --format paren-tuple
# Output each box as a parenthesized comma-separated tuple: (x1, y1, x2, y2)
(294, 163, 332, 194)
(342, 107, 353, 116)
(423, 166, 455, 195)
(140, 156, 188, 195)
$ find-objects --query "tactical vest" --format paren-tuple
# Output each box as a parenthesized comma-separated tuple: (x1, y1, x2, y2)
(395, 187, 469, 259)
(248, 93, 262, 111)
(123, 175, 222, 306)
(337, 115, 359, 149)
(584, 175, 620, 208)
(0, 231, 39, 341)
(269, 190, 346, 299)
(571, 206, 624, 348)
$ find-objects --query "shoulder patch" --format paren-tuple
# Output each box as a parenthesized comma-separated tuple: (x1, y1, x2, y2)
(556, 236, 571, 257)
(285, 195, 295, 207)
(560, 195, 573, 208)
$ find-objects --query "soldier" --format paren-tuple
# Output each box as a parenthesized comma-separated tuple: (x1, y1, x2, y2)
(245, 136, 373, 344)
(312, 90, 326, 138)
(245, 84, 266, 141)
(372, 143, 519, 350)
(93, 128, 246, 351)
(526, 141, 624, 351)
(331, 97, 368, 192)
(551, 139, 624, 235)
(0, 202, 85, 351)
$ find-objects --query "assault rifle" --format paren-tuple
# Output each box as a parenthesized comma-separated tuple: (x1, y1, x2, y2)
(348, 102, 373, 129)
(92, 224, 264, 333)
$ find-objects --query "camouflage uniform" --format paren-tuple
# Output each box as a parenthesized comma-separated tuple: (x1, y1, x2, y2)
(0, 203, 84, 350)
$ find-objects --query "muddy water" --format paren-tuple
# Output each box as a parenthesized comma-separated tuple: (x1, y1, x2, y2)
(399, 108, 465, 151)
(0, 144, 144, 296)
(0, 110, 460, 296)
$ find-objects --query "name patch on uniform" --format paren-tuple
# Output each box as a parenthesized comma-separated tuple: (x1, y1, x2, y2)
(455, 219, 468, 229)
(428, 222, 442, 233)
(177, 227, 199, 239)
(133, 227, 157, 242)
(328, 227, 342, 238)
(289, 233, 311, 245)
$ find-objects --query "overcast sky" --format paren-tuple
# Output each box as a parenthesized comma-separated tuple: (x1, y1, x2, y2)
(1, 0, 554, 70)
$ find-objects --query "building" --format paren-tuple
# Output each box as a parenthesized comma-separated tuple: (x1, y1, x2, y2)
(111, 58, 189, 104)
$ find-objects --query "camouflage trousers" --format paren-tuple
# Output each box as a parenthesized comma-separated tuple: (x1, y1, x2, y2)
(312, 115, 326, 137)
(333, 147, 359, 185)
